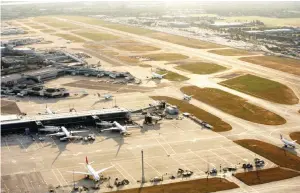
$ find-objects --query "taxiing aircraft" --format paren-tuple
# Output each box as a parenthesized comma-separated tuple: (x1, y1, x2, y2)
(100, 121, 132, 135)
(97, 93, 113, 100)
(152, 72, 167, 79)
(68, 156, 113, 181)
(45, 105, 55, 114)
(280, 134, 297, 148)
(183, 94, 193, 101)
(46, 126, 89, 141)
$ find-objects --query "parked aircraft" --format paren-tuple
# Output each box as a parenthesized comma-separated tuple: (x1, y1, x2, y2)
(46, 126, 89, 141)
(280, 134, 297, 148)
(68, 156, 113, 181)
(100, 121, 132, 136)
(39, 125, 61, 132)
(152, 72, 167, 79)
(183, 94, 193, 101)
(96, 120, 115, 128)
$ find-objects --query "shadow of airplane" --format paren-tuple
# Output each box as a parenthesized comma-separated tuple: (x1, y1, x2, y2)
(51, 138, 70, 166)
(97, 132, 129, 157)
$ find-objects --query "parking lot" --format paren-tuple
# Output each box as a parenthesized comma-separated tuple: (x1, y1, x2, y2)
(1, 118, 276, 192)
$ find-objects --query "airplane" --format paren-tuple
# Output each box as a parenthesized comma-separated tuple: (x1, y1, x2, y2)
(39, 125, 61, 132)
(183, 94, 193, 101)
(45, 105, 55, 114)
(100, 121, 132, 136)
(68, 156, 113, 181)
(46, 126, 89, 141)
(97, 93, 113, 100)
(152, 72, 167, 79)
(280, 134, 297, 148)
(96, 120, 115, 128)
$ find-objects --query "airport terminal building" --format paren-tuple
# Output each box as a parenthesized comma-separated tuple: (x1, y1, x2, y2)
(1, 108, 130, 134)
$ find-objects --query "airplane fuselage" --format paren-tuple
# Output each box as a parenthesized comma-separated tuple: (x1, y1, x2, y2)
(86, 164, 100, 181)
(282, 138, 296, 148)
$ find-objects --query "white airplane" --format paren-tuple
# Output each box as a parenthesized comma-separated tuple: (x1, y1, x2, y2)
(46, 126, 89, 141)
(96, 121, 115, 128)
(39, 125, 61, 132)
(100, 121, 132, 136)
(68, 156, 113, 181)
(152, 72, 167, 79)
(280, 134, 297, 148)
(183, 94, 193, 101)
(97, 93, 113, 100)
(45, 106, 55, 114)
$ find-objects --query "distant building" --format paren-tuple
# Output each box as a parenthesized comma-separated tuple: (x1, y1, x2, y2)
(209, 22, 250, 28)
(169, 22, 190, 28)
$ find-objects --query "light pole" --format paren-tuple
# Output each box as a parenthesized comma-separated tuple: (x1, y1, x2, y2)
(141, 150, 145, 183)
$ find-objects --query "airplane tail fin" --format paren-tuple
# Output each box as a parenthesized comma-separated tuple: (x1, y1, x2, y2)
(280, 134, 283, 139)
(86, 156, 89, 164)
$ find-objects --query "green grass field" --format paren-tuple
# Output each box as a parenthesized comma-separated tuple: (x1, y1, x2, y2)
(147, 32, 224, 49)
(53, 33, 85, 42)
(240, 56, 300, 76)
(181, 86, 286, 125)
(220, 74, 299, 104)
(111, 43, 160, 52)
(73, 31, 119, 41)
(175, 61, 226, 74)
(58, 16, 224, 49)
(222, 16, 300, 27)
(60, 15, 153, 35)
(151, 96, 232, 132)
(142, 53, 189, 61)
(209, 49, 255, 56)
(157, 69, 189, 81)
(40, 29, 56, 33)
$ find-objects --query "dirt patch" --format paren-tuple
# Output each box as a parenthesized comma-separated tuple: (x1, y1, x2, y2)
(209, 49, 257, 56)
(141, 53, 189, 61)
(147, 32, 224, 49)
(1, 100, 21, 115)
(234, 167, 299, 185)
(174, 61, 226, 74)
(181, 86, 286, 125)
(83, 43, 105, 50)
(117, 56, 140, 64)
(234, 139, 300, 171)
(220, 74, 299, 105)
(240, 56, 300, 76)
(150, 96, 232, 132)
(64, 80, 152, 93)
(290, 132, 300, 145)
(111, 178, 238, 193)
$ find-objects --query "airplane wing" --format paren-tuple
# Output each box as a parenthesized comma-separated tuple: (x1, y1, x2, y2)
(46, 132, 65, 136)
(62, 136, 82, 140)
(101, 127, 120, 132)
(96, 166, 114, 174)
(70, 130, 89, 134)
(161, 73, 168, 77)
(67, 171, 91, 175)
